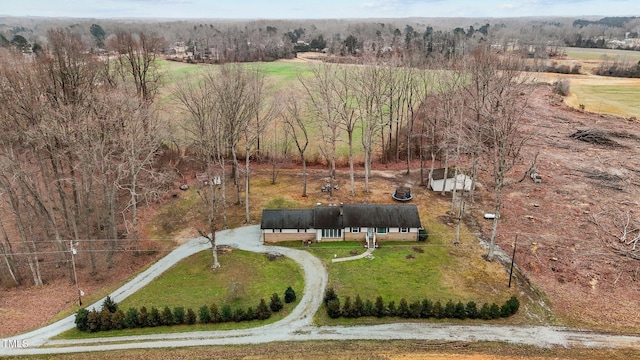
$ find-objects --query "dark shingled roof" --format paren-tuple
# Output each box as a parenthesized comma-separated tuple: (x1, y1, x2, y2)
(342, 204, 421, 228)
(260, 209, 313, 229)
(261, 204, 421, 230)
(430, 168, 456, 180)
(313, 206, 343, 229)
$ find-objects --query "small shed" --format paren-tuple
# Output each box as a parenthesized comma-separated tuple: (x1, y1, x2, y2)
(429, 168, 472, 192)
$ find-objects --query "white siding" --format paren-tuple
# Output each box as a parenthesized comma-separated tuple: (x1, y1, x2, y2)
(430, 174, 472, 192)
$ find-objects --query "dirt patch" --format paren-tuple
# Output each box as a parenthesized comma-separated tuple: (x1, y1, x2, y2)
(438, 214, 457, 226)
(266, 252, 284, 261)
(413, 247, 425, 254)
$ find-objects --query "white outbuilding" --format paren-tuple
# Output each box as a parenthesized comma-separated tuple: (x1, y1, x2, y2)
(429, 168, 472, 192)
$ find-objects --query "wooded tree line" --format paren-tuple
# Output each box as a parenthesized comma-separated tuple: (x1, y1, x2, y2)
(3, 16, 639, 66)
(0, 28, 167, 288)
(0, 24, 532, 288)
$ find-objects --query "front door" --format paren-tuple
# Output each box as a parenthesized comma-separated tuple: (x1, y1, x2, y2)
(367, 228, 374, 248)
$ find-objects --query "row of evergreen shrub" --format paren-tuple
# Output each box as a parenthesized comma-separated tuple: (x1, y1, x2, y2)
(76, 286, 296, 333)
(323, 288, 519, 320)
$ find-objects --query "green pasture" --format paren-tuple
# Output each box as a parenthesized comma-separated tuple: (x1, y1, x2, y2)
(565, 47, 640, 62)
(159, 59, 313, 89)
(257, 61, 313, 88)
(568, 83, 640, 118)
(158, 59, 207, 85)
(161, 53, 640, 132)
(157, 59, 452, 160)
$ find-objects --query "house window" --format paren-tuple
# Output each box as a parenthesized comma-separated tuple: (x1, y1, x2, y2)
(376, 227, 388, 234)
(322, 229, 342, 238)
(400, 227, 409, 233)
(351, 227, 360, 233)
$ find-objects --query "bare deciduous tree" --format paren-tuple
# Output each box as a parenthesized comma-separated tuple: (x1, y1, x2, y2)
(175, 64, 267, 267)
(333, 66, 359, 196)
(354, 60, 390, 193)
(116, 103, 164, 253)
(592, 208, 640, 260)
(243, 67, 274, 223)
(469, 48, 533, 261)
(0, 27, 170, 288)
(174, 73, 225, 269)
(208, 64, 264, 207)
(106, 31, 165, 132)
(281, 89, 311, 197)
(300, 63, 342, 198)
(266, 118, 291, 186)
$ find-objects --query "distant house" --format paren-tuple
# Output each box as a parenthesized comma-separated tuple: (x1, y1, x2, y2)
(260, 204, 422, 248)
(429, 168, 472, 192)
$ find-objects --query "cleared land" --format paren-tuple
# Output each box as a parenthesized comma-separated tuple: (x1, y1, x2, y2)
(472, 83, 640, 333)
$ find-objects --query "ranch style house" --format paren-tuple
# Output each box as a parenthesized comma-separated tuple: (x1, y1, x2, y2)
(260, 203, 422, 248)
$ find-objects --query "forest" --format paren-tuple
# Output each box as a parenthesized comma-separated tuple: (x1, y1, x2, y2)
(2, 15, 640, 64)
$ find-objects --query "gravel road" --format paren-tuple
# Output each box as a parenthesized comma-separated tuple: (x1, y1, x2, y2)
(2, 225, 640, 356)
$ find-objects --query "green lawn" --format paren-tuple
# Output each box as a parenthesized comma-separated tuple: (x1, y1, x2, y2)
(263, 196, 306, 209)
(312, 241, 451, 301)
(118, 249, 303, 310)
(57, 249, 304, 339)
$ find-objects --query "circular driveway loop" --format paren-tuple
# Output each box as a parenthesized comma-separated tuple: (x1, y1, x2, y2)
(2, 225, 640, 355)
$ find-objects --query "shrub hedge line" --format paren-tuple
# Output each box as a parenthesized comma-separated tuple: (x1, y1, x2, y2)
(76, 287, 296, 333)
(323, 288, 520, 320)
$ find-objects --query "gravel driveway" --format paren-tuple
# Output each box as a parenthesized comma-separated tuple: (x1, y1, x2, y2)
(2, 225, 640, 356)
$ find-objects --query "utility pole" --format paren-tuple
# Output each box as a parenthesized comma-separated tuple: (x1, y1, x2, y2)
(508, 233, 518, 288)
(70, 241, 81, 306)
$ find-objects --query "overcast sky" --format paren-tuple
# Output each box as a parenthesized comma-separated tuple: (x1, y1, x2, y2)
(1, 0, 639, 19)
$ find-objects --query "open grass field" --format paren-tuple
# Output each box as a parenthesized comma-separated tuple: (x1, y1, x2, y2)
(160, 53, 640, 160)
(536, 72, 640, 118)
(567, 82, 640, 117)
(537, 47, 640, 118)
(565, 47, 640, 62)
(261, 60, 314, 88)
(157, 58, 445, 160)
